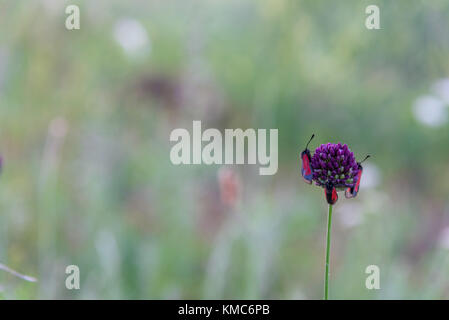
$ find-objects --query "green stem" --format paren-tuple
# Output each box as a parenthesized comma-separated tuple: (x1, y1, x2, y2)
(324, 204, 333, 300)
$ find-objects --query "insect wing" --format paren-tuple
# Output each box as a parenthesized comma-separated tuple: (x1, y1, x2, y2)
(325, 184, 338, 205)
(345, 186, 355, 199)
(301, 150, 313, 184)
(345, 165, 363, 198)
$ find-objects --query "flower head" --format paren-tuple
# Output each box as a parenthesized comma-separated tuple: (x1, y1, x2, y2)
(311, 143, 359, 190)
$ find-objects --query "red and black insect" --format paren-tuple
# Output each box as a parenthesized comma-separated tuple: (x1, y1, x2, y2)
(324, 182, 338, 205)
(345, 155, 370, 199)
(300, 134, 315, 184)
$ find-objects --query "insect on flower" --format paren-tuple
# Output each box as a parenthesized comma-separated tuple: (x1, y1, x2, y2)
(299, 136, 370, 299)
(345, 155, 370, 199)
(300, 134, 315, 184)
(324, 181, 339, 205)
(300, 135, 370, 205)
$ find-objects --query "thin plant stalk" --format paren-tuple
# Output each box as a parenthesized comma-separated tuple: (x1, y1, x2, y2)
(324, 204, 333, 300)
(0, 263, 37, 282)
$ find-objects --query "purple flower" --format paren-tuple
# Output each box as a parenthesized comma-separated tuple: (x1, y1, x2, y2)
(311, 143, 359, 189)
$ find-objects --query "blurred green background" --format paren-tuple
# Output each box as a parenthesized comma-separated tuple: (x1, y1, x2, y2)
(1, 0, 449, 299)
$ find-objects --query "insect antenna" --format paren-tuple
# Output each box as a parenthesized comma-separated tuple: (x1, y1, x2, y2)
(360, 155, 371, 164)
(305, 134, 315, 149)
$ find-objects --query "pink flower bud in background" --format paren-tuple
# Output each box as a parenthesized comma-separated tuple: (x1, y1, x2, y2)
(217, 167, 241, 208)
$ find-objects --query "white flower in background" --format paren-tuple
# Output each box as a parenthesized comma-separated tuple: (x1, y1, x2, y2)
(360, 163, 381, 189)
(364, 190, 388, 214)
(432, 78, 449, 104)
(336, 203, 364, 228)
(438, 227, 449, 250)
(412, 95, 448, 127)
(113, 18, 150, 57)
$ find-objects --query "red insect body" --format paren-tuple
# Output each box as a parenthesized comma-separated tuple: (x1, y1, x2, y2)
(302, 153, 311, 176)
(354, 169, 362, 193)
(345, 155, 369, 199)
(301, 150, 313, 184)
(325, 184, 338, 205)
(300, 134, 315, 184)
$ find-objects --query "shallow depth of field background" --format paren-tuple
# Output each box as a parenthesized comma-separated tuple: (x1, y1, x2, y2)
(1, 0, 449, 299)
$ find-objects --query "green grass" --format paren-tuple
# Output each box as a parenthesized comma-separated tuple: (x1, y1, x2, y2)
(0, 0, 449, 299)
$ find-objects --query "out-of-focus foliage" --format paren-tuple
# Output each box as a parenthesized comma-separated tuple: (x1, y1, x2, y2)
(1, 0, 449, 299)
